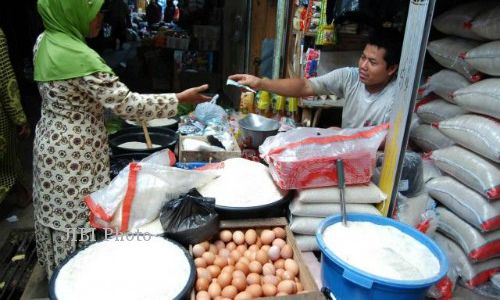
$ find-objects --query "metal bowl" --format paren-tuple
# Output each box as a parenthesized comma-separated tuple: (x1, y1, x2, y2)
(238, 114, 279, 149)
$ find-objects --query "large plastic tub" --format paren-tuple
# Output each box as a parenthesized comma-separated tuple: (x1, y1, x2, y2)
(316, 214, 448, 300)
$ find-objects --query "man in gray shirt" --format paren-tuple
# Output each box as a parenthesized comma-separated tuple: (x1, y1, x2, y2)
(229, 28, 403, 128)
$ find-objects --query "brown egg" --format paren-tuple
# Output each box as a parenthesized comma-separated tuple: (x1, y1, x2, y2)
(220, 230, 233, 242)
(246, 284, 263, 297)
(276, 291, 289, 296)
(213, 256, 228, 268)
(226, 241, 237, 251)
(280, 244, 293, 259)
(232, 269, 246, 280)
(231, 276, 247, 292)
(275, 268, 285, 280)
(244, 229, 257, 245)
(217, 272, 232, 288)
(246, 272, 261, 285)
(244, 249, 256, 261)
(195, 257, 207, 268)
(255, 249, 269, 265)
(230, 249, 242, 261)
(208, 282, 221, 298)
(218, 248, 230, 258)
(233, 230, 245, 245)
(235, 261, 249, 275)
(248, 261, 262, 274)
(272, 227, 286, 239)
(236, 244, 247, 254)
(272, 238, 286, 249)
(284, 258, 299, 276)
(196, 291, 210, 300)
(221, 265, 235, 274)
(214, 240, 226, 250)
(234, 291, 253, 300)
(227, 257, 236, 266)
(197, 267, 212, 281)
(274, 258, 285, 269)
(221, 285, 238, 299)
(260, 229, 276, 245)
(268, 245, 281, 261)
(192, 244, 205, 258)
(277, 280, 296, 294)
(202, 252, 216, 265)
(207, 265, 221, 278)
(238, 257, 250, 265)
(248, 244, 259, 252)
(195, 277, 210, 292)
(262, 283, 277, 296)
(282, 270, 295, 280)
(209, 244, 218, 254)
(200, 241, 210, 250)
(261, 274, 279, 286)
(262, 262, 275, 276)
(260, 245, 271, 252)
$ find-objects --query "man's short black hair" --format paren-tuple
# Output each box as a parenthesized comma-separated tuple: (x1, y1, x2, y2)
(368, 28, 403, 68)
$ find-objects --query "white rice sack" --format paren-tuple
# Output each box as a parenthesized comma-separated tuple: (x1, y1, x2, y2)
(426, 176, 500, 232)
(422, 156, 442, 183)
(416, 99, 467, 124)
(432, 1, 493, 40)
(410, 124, 455, 152)
(434, 233, 500, 288)
(452, 78, 500, 119)
(431, 146, 500, 200)
(427, 38, 481, 81)
(438, 114, 500, 162)
(465, 41, 500, 76)
(471, 4, 500, 40)
(294, 235, 319, 252)
(289, 216, 324, 235)
(295, 182, 386, 204)
(396, 191, 433, 227)
(289, 198, 382, 218)
(420, 70, 470, 103)
(437, 207, 500, 262)
(410, 112, 420, 133)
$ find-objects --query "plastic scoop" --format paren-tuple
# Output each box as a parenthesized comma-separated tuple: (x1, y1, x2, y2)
(337, 159, 347, 226)
(226, 78, 257, 93)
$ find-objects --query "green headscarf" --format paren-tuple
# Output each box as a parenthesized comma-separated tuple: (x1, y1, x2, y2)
(34, 0, 114, 82)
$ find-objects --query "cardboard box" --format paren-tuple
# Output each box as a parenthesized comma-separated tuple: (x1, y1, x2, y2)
(178, 135, 241, 163)
(191, 217, 324, 299)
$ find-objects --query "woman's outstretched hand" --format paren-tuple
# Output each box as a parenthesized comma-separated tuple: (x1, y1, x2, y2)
(176, 84, 211, 104)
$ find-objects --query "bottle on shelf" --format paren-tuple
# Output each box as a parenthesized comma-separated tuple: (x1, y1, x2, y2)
(273, 94, 286, 121)
(287, 97, 300, 123)
(239, 91, 255, 115)
(255, 90, 273, 118)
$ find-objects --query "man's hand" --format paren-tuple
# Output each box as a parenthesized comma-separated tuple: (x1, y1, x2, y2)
(228, 74, 262, 89)
(176, 84, 211, 104)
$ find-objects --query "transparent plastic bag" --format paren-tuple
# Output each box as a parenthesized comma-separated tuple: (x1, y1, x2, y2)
(85, 162, 220, 232)
(259, 124, 388, 189)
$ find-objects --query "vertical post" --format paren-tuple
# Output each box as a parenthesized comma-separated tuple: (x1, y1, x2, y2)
(272, 0, 287, 79)
(377, 0, 436, 216)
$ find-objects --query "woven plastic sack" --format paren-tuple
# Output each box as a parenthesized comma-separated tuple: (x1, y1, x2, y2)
(465, 41, 500, 76)
(85, 162, 220, 232)
(452, 78, 500, 119)
(294, 234, 319, 252)
(259, 124, 388, 190)
(419, 70, 470, 103)
(427, 37, 481, 82)
(289, 199, 382, 218)
(437, 207, 500, 262)
(416, 99, 467, 124)
(422, 156, 442, 183)
(432, 1, 494, 40)
(438, 114, 500, 163)
(426, 176, 500, 232)
(289, 216, 324, 235)
(431, 146, 500, 200)
(294, 182, 386, 204)
(471, 4, 500, 40)
(395, 191, 433, 228)
(434, 233, 500, 288)
(410, 124, 455, 152)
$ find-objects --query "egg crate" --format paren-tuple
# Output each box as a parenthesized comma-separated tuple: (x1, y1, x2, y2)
(189, 217, 322, 299)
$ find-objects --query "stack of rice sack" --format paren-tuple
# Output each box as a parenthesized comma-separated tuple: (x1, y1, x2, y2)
(289, 183, 386, 252)
(413, 2, 500, 298)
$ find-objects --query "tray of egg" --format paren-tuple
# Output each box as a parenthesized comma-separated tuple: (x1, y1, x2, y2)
(191, 219, 321, 299)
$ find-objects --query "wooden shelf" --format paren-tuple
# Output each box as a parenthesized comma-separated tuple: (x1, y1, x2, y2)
(292, 29, 317, 37)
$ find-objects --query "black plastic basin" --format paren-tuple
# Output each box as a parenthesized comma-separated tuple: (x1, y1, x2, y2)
(109, 127, 178, 156)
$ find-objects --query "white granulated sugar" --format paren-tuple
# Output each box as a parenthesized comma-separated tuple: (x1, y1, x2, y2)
(55, 236, 191, 300)
(118, 141, 162, 149)
(198, 158, 284, 207)
(323, 221, 440, 281)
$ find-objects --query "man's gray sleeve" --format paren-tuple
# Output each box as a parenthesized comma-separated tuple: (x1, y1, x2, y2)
(308, 67, 355, 97)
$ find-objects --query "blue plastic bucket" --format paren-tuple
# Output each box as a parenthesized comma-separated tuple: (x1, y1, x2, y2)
(316, 213, 448, 300)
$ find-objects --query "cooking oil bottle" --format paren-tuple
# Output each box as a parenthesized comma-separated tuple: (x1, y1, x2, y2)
(287, 96, 300, 123)
(255, 90, 272, 118)
(273, 94, 286, 120)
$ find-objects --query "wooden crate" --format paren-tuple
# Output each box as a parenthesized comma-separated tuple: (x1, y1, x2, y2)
(191, 217, 324, 300)
(178, 135, 241, 163)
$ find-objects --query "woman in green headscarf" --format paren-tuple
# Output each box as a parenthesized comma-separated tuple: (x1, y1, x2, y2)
(33, 0, 209, 278)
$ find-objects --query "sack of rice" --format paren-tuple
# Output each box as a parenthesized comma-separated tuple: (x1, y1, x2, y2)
(471, 4, 500, 40)
(465, 41, 500, 76)
(452, 78, 500, 119)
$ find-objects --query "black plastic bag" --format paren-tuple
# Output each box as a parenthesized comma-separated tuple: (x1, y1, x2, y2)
(159, 189, 219, 246)
(333, 0, 407, 26)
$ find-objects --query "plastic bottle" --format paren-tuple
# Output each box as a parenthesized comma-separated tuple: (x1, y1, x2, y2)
(239, 91, 254, 115)
(287, 97, 300, 123)
(273, 95, 286, 120)
(256, 90, 272, 118)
